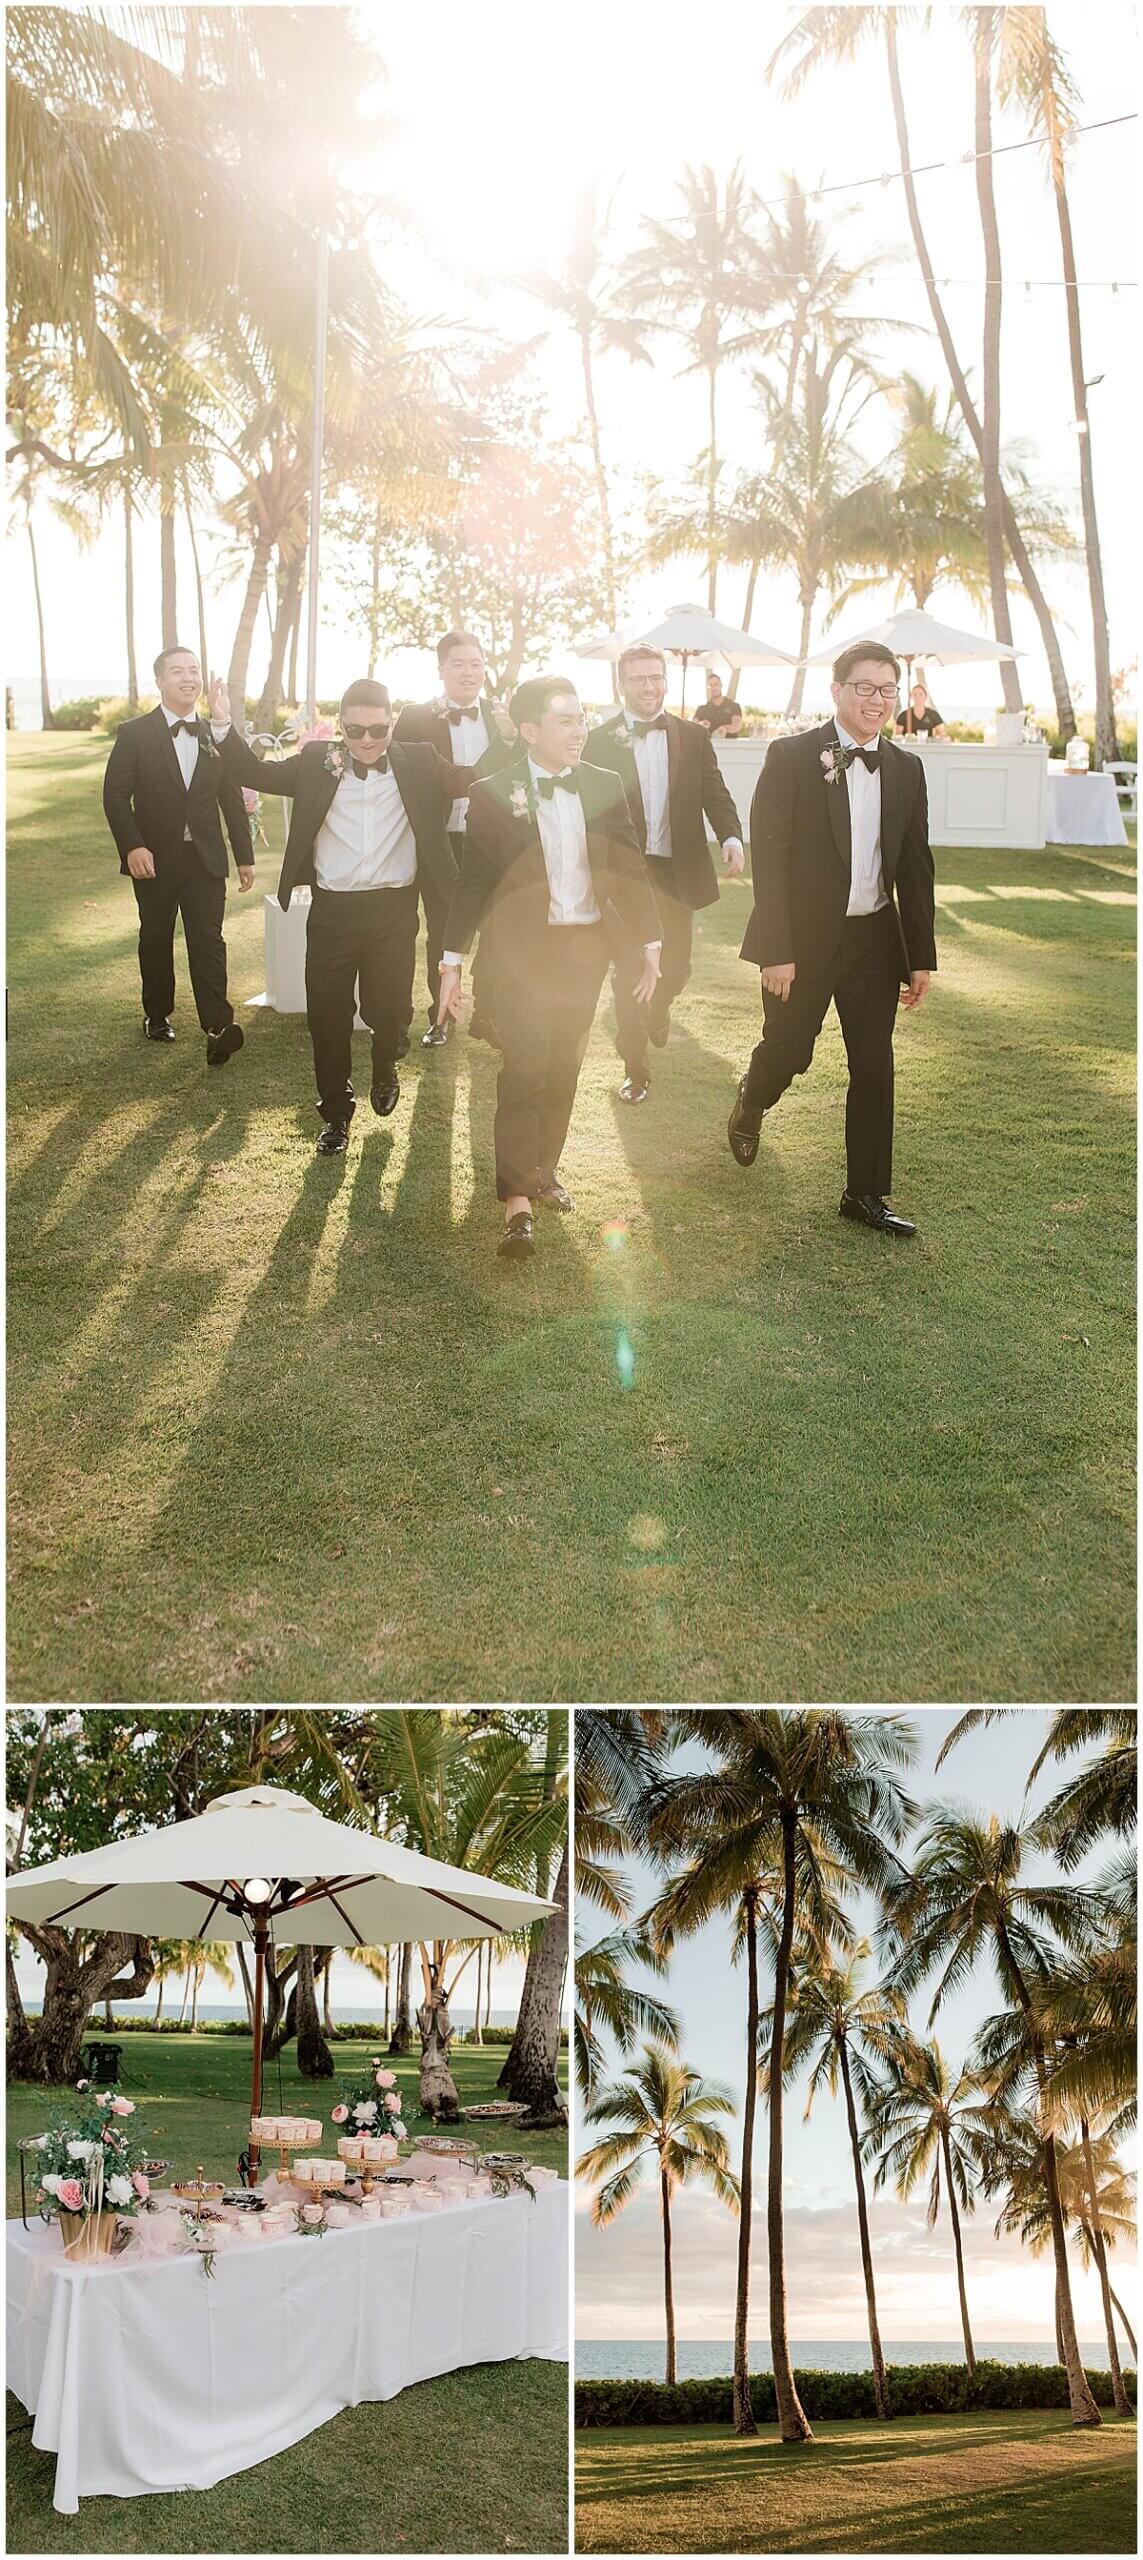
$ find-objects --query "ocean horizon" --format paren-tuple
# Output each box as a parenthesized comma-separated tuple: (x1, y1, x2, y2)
(575, 2338, 1113, 2380)
(26, 2003, 522, 2029)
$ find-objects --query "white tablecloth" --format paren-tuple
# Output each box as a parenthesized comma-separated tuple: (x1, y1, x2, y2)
(1045, 769, 1128, 846)
(7, 2185, 566, 2512)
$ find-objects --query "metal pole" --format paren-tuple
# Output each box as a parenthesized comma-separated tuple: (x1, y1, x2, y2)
(304, 228, 330, 729)
(249, 1912, 269, 2180)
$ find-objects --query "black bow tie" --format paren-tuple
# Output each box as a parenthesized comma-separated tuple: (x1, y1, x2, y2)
(535, 772, 579, 800)
(170, 718, 198, 738)
(447, 705, 478, 726)
(839, 741, 880, 776)
(350, 754, 389, 780)
(631, 714, 667, 736)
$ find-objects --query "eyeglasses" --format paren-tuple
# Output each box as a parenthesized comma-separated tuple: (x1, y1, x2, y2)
(846, 682, 899, 702)
(342, 721, 390, 741)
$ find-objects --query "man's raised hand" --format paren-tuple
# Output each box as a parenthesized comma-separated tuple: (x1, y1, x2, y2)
(208, 673, 231, 727)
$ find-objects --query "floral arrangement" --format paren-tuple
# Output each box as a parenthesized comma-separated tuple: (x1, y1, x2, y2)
(330, 2057, 407, 2143)
(34, 2086, 151, 2222)
(294, 2200, 330, 2238)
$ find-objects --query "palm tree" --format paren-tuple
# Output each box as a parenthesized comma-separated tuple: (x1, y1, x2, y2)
(967, 8, 1024, 713)
(149, 1938, 186, 2027)
(870, 2036, 992, 2372)
(769, 7, 1079, 739)
(978, 2100, 1135, 2410)
(574, 1920, 680, 2102)
(761, 1945, 905, 2417)
(619, 163, 770, 610)
(574, 1709, 677, 2102)
(577, 2044, 739, 2384)
(647, 1710, 917, 2443)
(937, 1710, 1137, 1867)
(884, 1809, 1103, 2425)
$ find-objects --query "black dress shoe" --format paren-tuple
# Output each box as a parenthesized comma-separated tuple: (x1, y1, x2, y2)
(316, 1121, 349, 1156)
(422, 1020, 450, 1048)
(370, 1067, 400, 1117)
(497, 1211, 535, 1259)
(206, 1022, 244, 1067)
(840, 1190, 917, 1239)
(728, 1076, 763, 1166)
(145, 1018, 175, 1042)
(618, 1075, 650, 1105)
(536, 1175, 574, 1212)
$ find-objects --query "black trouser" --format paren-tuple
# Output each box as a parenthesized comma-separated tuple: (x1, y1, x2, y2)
(493, 922, 608, 1200)
(613, 872, 693, 1077)
(743, 904, 903, 1198)
(305, 881, 419, 1125)
(420, 862, 451, 1027)
(132, 843, 232, 1032)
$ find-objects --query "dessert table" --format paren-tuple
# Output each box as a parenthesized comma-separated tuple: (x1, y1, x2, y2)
(1045, 767, 1128, 847)
(7, 2182, 566, 2513)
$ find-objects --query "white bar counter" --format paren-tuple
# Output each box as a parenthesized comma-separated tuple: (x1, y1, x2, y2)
(710, 735, 1049, 851)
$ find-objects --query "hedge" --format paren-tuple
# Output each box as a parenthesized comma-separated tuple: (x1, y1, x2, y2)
(575, 2361, 1136, 2427)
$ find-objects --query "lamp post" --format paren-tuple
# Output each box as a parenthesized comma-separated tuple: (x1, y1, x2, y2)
(304, 228, 330, 729)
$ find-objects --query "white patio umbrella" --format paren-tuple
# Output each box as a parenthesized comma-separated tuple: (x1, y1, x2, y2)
(6, 1784, 554, 2164)
(806, 606, 1022, 726)
(577, 599, 794, 707)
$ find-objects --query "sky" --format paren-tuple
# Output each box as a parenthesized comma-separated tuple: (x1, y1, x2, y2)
(575, 1706, 1135, 2342)
(7, 0, 1139, 723)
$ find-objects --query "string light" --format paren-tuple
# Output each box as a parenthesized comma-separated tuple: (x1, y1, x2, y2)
(786, 111, 1135, 215)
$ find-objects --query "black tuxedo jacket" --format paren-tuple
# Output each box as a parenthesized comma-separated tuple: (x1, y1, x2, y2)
(739, 721, 937, 980)
(582, 709, 742, 910)
(392, 695, 515, 791)
(216, 730, 460, 912)
(442, 756, 661, 963)
(103, 707, 254, 880)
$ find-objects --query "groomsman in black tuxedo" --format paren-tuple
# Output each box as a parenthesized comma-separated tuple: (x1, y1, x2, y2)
(436, 677, 662, 1259)
(583, 643, 745, 1103)
(208, 674, 459, 1154)
(102, 645, 255, 1061)
(392, 630, 516, 1047)
(728, 643, 937, 1238)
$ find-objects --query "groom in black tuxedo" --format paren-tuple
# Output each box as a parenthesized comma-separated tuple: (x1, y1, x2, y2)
(583, 643, 745, 1103)
(728, 643, 936, 1237)
(392, 630, 516, 1046)
(102, 645, 255, 1062)
(208, 674, 460, 1153)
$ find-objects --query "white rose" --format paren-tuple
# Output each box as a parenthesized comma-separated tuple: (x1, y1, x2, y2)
(41, 2174, 61, 2195)
(67, 2140, 96, 2161)
(353, 2101, 377, 2124)
(106, 2175, 133, 2206)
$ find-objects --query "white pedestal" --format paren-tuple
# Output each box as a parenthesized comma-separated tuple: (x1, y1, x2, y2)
(247, 889, 366, 1025)
(710, 736, 1048, 850)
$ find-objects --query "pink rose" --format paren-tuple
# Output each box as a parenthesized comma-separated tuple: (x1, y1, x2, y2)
(58, 2180, 85, 2212)
(375, 2069, 396, 2090)
(132, 2172, 150, 2199)
(242, 787, 261, 813)
(331, 2104, 349, 2124)
(384, 2091, 401, 2113)
(109, 2096, 135, 2116)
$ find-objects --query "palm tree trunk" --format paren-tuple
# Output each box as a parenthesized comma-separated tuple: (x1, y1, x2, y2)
(160, 499, 178, 652)
(485, 1945, 495, 2034)
(27, 517, 54, 729)
(972, 26, 1023, 715)
(883, 15, 1076, 738)
(123, 488, 139, 710)
(580, 327, 620, 701)
(786, 589, 815, 719)
(178, 1966, 191, 2027)
(256, 553, 303, 730)
(153, 1977, 164, 2026)
(997, 1923, 1101, 2424)
(1054, 2273, 1065, 2368)
(287, 576, 303, 708)
(227, 523, 275, 714)
(941, 2126, 976, 2374)
(732, 1886, 759, 2436)
(368, 500, 383, 679)
(1048, 155, 1118, 761)
(186, 501, 210, 693)
(1109, 2282, 1136, 2366)
(389, 1942, 413, 2054)
(1079, 2123, 1130, 2416)
(770, 1821, 814, 2441)
(383, 1959, 391, 2041)
(472, 1941, 483, 2045)
(190, 1964, 200, 2032)
(296, 1942, 334, 2078)
(321, 1950, 334, 2037)
(706, 363, 719, 613)
(839, 2042, 891, 2418)
(661, 2165, 677, 2386)
(727, 555, 761, 704)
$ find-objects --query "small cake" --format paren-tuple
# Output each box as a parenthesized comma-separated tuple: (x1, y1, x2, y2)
(302, 2156, 347, 2188)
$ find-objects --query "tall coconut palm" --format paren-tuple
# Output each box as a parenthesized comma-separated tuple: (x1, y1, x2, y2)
(937, 1710, 1138, 1865)
(977, 2099, 1135, 2409)
(870, 2036, 992, 2372)
(574, 1920, 680, 2103)
(968, 7, 1024, 712)
(647, 1710, 917, 2443)
(884, 1809, 1103, 2425)
(768, 6, 1078, 738)
(761, 1945, 905, 2417)
(577, 2044, 739, 2384)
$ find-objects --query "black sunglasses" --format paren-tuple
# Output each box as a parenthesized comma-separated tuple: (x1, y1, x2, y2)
(342, 720, 390, 741)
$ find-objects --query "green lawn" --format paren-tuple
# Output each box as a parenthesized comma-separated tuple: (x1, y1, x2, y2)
(7, 732, 1135, 1701)
(7, 2030, 568, 2553)
(574, 2412, 1138, 2554)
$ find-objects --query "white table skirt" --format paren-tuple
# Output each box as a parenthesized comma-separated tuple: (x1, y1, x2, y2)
(7, 2186, 567, 2512)
(1046, 769, 1128, 846)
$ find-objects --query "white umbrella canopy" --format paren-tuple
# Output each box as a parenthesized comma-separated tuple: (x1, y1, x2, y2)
(806, 607, 1022, 668)
(578, 600, 793, 669)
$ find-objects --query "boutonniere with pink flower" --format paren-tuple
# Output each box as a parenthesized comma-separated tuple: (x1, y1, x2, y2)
(509, 782, 531, 820)
(612, 719, 632, 746)
(324, 743, 348, 781)
(820, 746, 845, 787)
(196, 727, 219, 759)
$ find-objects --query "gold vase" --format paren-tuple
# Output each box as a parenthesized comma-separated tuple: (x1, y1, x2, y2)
(58, 2210, 118, 2260)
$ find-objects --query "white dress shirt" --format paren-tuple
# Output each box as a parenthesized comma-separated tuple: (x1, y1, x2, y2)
(443, 699, 487, 837)
(164, 704, 198, 838)
(528, 759, 601, 926)
(835, 720, 889, 917)
(313, 762, 418, 892)
(629, 721, 672, 858)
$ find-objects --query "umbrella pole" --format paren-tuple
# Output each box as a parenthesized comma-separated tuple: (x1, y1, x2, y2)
(249, 1913, 269, 2181)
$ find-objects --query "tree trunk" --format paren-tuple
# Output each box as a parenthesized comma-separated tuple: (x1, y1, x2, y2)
(484, 1945, 495, 2035)
(295, 1943, 335, 2078)
(263, 1949, 300, 2059)
(786, 588, 815, 719)
(7, 1927, 153, 2083)
(154, 1978, 165, 2026)
(1109, 2283, 1137, 2366)
(661, 2165, 677, 2385)
(27, 517, 54, 729)
(287, 576, 303, 708)
(236, 1940, 255, 2030)
(389, 1943, 413, 2054)
(706, 363, 719, 613)
(368, 500, 382, 678)
(321, 1950, 334, 2037)
(227, 523, 275, 715)
(973, 30, 1023, 715)
(1079, 2122, 1130, 2416)
(160, 499, 178, 652)
(6, 1933, 35, 2077)
(497, 1840, 569, 2124)
(580, 327, 619, 701)
(256, 552, 304, 730)
(839, 2040, 891, 2418)
(884, 16, 1076, 737)
(1049, 155, 1118, 762)
(417, 1976, 460, 2121)
(383, 1960, 391, 2042)
(124, 487, 139, 711)
(472, 1941, 483, 2046)
(997, 1922, 1101, 2425)
(190, 1965, 200, 2031)
(178, 1968, 191, 2026)
(727, 556, 761, 703)
(941, 2125, 976, 2373)
(186, 500, 210, 695)
(732, 1887, 759, 2436)
(1055, 2272, 1065, 2368)
(769, 1818, 813, 2440)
